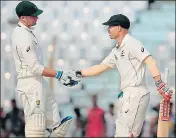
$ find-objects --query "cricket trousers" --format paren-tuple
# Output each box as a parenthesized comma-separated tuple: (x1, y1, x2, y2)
(16, 76, 60, 137)
(115, 85, 150, 137)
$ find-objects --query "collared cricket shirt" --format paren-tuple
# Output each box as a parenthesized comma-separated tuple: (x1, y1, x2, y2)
(102, 34, 151, 90)
(11, 21, 44, 79)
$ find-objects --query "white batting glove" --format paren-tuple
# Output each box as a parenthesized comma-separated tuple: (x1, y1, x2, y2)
(56, 69, 81, 87)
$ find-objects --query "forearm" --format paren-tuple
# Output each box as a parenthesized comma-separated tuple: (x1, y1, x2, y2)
(81, 65, 102, 77)
(144, 56, 161, 82)
(42, 67, 57, 78)
(81, 64, 110, 77)
(144, 56, 173, 100)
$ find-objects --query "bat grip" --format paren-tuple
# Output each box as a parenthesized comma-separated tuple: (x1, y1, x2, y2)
(164, 68, 169, 85)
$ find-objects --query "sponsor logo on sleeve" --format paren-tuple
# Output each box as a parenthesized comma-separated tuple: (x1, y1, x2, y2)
(141, 47, 144, 52)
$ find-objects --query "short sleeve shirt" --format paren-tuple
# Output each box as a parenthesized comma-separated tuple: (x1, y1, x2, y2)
(102, 34, 151, 90)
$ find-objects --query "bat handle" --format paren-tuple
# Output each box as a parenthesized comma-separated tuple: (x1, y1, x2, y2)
(164, 68, 169, 85)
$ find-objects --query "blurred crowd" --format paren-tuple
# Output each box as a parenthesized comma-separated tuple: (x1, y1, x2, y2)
(0, 99, 25, 137)
(1, 95, 175, 137)
(1, 0, 175, 137)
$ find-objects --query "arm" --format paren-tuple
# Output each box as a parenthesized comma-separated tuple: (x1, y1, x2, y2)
(143, 55, 161, 82)
(128, 42, 173, 100)
(80, 49, 116, 77)
(17, 35, 53, 77)
(143, 55, 173, 100)
(17, 36, 79, 86)
(81, 63, 111, 77)
(21, 46, 61, 78)
(42, 67, 57, 78)
(21, 46, 64, 79)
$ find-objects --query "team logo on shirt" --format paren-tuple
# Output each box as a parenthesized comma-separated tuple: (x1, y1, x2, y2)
(141, 47, 144, 52)
(121, 50, 125, 57)
(26, 46, 30, 52)
(36, 100, 40, 107)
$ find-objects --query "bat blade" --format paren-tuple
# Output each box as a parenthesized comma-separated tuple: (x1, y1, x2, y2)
(160, 100, 170, 121)
(157, 68, 170, 137)
(157, 99, 170, 137)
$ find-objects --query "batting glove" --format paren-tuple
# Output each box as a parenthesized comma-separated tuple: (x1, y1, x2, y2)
(56, 70, 80, 87)
(75, 70, 83, 79)
(155, 80, 173, 101)
(68, 70, 82, 81)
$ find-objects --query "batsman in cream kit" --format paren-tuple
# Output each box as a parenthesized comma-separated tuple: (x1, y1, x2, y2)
(11, 1, 81, 137)
(11, 1, 173, 137)
(73, 14, 173, 137)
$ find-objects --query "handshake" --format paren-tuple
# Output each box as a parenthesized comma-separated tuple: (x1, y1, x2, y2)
(56, 69, 82, 87)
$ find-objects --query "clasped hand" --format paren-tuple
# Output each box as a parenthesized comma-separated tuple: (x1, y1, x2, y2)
(56, 69, 82, 87)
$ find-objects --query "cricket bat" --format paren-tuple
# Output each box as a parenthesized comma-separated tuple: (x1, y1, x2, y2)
(157, 68, 170, 137)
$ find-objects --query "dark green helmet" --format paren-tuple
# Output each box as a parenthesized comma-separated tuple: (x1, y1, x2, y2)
(15, 1, 43, 17)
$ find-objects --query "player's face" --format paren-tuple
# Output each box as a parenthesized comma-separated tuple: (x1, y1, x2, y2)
(107, 26, 119, 39)
(22, 16, 38, 26)
(27, 16, 38, 26)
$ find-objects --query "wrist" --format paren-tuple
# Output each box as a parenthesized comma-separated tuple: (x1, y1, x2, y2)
(55, 71, 63, 79)
(153, 75, 161, 82)
(155, 79, 163, 87)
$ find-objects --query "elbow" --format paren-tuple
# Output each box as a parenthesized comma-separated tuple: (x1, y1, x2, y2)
(30, 61, 44, 75)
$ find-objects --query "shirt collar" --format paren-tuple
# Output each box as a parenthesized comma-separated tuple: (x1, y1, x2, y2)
(116, 33, 130, 49)
(18, 21, 35, 32)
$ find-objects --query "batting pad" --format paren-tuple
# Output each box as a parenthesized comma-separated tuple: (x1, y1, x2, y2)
(49, 116, 73, 137)
(25, 113, 46, 137)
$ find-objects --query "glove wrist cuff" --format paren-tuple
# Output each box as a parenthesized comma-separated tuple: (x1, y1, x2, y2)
(76, 71, 83, 78)
(155, 79, 163, 86)
(56, 71, 63, 79)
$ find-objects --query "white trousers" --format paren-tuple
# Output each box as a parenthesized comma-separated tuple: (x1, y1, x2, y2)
(16, 76, 60, 137)
(115, 85, 150, 137)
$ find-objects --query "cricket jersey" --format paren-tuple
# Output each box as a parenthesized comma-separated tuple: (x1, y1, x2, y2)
(11, 21, 44, 79)
(102, 34, 151, 90)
